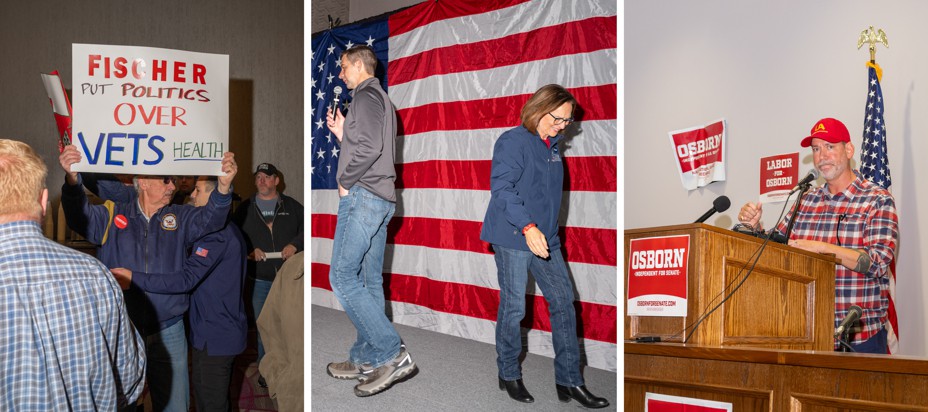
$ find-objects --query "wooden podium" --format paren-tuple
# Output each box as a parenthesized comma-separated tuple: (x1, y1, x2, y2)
(624, 224, 837, 351)
(625, 343, 928, 410)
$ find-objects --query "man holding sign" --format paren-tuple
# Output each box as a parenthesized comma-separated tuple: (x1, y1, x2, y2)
(59, 145, 238, 411)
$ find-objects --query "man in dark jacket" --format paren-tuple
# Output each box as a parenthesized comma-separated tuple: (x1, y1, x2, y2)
(232, 162, 303, 385)
(110, 176, 248, 412)
(59, 145, 238, 411)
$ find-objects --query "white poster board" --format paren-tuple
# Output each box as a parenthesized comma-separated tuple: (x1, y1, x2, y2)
(71, 43, 229, 176)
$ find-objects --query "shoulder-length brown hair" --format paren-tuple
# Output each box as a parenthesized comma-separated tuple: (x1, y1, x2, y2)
(520, 84, 577, 135)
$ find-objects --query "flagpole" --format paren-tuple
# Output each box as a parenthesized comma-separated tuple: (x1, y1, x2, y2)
(857, 25, 898, 355)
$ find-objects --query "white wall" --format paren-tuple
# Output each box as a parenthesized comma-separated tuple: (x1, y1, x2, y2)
(627, 0, 927, 356)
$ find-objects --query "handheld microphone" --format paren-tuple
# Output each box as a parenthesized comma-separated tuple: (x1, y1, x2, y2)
(331, 86, 343, 113)
(694, 195, 731, 224)
(790, 169, 820, 193)
(834, 305, 862, 338)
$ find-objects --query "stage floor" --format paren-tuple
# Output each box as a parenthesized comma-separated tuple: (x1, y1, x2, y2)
(311, 304, 617, 411)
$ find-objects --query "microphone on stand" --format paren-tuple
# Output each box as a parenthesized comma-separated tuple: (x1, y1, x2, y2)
(694, 196, 731, 224)
(834, 305, 863, 338)
(789, 169, 820, 194)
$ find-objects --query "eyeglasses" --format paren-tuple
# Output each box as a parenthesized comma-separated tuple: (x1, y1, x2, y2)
(161, 176, 177, 185)
(547, 112, 574, 125)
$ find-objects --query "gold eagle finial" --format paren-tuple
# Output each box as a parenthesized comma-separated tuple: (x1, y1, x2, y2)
(858, 26, 889, 61)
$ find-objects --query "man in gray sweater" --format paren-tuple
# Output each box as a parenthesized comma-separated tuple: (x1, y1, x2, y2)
(324, 45, 416, 397)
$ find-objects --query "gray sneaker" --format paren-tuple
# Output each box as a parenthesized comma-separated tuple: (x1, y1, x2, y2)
(326, 360, 373, 381)
(353, 347, 417, 397)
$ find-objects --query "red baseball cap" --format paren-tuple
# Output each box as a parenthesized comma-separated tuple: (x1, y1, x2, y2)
(800, 118, 850, 147)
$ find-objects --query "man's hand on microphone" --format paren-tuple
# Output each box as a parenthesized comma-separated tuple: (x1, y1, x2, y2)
(326, 108, 345, 142)
(738, 201, 763, 230)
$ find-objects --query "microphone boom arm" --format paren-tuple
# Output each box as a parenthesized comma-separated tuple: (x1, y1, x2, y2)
(781, 183, 812, 243)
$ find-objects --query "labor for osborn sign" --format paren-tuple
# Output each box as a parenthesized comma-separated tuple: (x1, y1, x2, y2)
(669, 119, 726, 190)
(759, 152, 799, 203)
(627, 235, 690, 317)
(71, 44, 228, 176)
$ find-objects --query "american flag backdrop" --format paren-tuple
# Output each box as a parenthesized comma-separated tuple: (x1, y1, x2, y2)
(310, 0, 618, 371)
(859, 61, 898, 354)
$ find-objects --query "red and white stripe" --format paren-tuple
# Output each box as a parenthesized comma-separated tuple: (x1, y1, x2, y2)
(311, 0, 618, 371)
(887, 265, 898, 354)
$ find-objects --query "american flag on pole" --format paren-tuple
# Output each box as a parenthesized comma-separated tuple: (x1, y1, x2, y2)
(310, 0, 618, 371)
(859, 61, 898, 354)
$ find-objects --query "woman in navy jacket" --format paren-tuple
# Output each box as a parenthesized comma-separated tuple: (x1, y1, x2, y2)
(480, 84, 608, 408)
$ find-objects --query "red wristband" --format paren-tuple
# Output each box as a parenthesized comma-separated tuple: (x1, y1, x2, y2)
(522, 223, 537, 234)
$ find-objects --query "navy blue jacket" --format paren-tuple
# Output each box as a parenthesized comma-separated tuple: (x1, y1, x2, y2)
(61, 176, 232, 335)
(131, 224, 248, 356)
(480, 125, 564, 252)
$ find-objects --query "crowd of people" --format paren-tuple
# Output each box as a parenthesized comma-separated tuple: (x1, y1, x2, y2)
(0, 138, 304, 410)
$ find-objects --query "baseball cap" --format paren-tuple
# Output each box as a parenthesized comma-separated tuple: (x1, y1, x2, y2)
(800, 118, 851, 147)
(254, 163, 279, 176)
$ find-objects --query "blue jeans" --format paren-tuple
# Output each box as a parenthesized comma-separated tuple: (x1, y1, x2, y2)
(493, 245, 583, 387)
(252, 278, 273, 362)
(847, 326, 888, 354)
(329, 185, 401, 368)
(145, 320, 189, 412)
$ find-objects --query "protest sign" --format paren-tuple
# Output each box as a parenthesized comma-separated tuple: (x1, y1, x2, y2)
(71, 44, 228, 175)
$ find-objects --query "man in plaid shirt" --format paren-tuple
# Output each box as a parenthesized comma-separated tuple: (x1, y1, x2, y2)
(0, 139, 146, 410)
(737, 118, 898, 353)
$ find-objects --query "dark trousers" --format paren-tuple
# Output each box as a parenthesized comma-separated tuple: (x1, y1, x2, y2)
(847, 327, 889, 354)
(192, 347, 235, 412)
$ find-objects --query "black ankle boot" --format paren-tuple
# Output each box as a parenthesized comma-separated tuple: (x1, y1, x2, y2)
(556, 384, 609, 408)
(498, 377, 534, 403)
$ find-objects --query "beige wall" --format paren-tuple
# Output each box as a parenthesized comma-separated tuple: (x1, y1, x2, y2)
(348, 0, 421, 22)
(311, 0, 349, 33)
(0, 0, 304, 205)
(309, 0, 421, 35)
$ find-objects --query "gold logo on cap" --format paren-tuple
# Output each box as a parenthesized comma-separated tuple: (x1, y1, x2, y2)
(813, 123, 827, 134)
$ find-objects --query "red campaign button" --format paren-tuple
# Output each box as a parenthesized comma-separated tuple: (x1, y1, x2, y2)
(114, 214, 128, 229)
